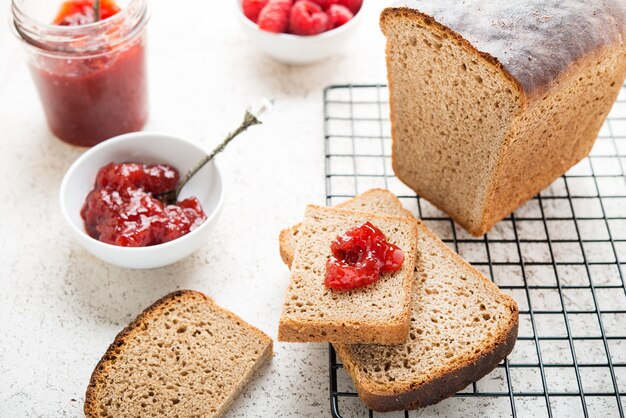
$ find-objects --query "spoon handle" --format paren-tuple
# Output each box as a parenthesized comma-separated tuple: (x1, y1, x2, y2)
(157, 98, 274, 205)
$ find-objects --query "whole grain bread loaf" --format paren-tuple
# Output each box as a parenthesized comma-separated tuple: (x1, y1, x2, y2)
(381, 1, 626, 236)
(279, 190, 519, 411)
(278, 205, 418, 345)
(84, 290, 273, 418)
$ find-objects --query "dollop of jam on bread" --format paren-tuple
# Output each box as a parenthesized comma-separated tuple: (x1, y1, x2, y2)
(325, 221, 404, 290)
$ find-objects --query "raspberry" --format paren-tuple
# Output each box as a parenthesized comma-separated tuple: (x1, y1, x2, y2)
(257, 0, 293, 33)
(336, 0, 361, 14)
(289, 0, 329, 36)
(242, 0, 269, 23)
(326, 4, 353, 30)
(308, 0, 338, 10)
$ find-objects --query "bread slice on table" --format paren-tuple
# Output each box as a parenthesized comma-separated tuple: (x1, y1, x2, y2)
(278, 204, 418, 345)
(84, 290, 273, 418)
(279, 190, 519, 411)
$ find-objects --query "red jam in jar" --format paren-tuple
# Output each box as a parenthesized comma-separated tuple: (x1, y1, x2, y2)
(13, 0, 149, 146)
(81, 163, 207, 247)
(53, 0, 121, 26)
(325, 222, 405, 291)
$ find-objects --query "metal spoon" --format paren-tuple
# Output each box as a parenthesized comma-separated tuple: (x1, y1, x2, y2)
(155, 98, 274, 205)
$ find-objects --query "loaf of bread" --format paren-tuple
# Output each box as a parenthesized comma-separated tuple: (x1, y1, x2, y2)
(381, 1, 626, 236)
(279, 190, 519, 411)
(278, 205, 418, 345)
(84, 290, 273, 418)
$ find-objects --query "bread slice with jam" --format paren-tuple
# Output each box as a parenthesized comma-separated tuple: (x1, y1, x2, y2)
(278, 204, 419, 345)
(278, 190, 519, 411)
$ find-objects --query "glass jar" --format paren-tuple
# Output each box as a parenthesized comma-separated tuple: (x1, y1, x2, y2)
(11, 0, 149, 147)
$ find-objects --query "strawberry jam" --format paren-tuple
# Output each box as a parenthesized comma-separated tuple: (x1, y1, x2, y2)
(53, 0, 121, 26)
(23, 0, 148, 147)
(325, 222, 404, 291)
(81, 163, 207, 247)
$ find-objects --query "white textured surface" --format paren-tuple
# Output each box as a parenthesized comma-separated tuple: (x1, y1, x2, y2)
(1, 1, 625, 417)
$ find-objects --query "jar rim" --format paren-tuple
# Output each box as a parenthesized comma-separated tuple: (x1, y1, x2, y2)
(11, 0, 149, 56)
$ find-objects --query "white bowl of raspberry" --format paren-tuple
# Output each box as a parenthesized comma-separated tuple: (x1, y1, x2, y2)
(60, 132, 224, 269)
(236, 0, 365, 64)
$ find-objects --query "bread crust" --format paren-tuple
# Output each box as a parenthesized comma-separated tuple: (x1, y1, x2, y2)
(479, 44, 626, 236)
(380, 7, 526, 104)
(335, 314, 518, 411)
(279, 225, 300, 268)
(84, 290, 273, 418)
(382, 1, 626, 100)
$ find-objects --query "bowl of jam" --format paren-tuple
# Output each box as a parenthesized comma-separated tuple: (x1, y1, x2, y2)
(60, 132, 224, 269)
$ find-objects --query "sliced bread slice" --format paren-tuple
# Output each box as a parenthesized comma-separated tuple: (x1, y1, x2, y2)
(278, 205, 419, 345)
(334, 223, 518, 411)
(84, 290, 273, 418)
(278, 190, 519, 411)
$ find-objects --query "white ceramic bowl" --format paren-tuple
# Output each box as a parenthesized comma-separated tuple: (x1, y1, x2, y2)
(60, 132, 224, 269)
(236, 0, 365, 65)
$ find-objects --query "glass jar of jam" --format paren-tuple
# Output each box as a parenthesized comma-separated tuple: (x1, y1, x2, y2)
(11, 0, 149, 147)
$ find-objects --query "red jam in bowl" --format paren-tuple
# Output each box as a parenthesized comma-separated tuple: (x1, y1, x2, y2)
(325, 221, 404, 291)
(80, 163, 207, 247)
(28, 0, 148, 147)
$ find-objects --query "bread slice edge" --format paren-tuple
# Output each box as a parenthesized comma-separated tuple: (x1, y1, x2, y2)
(334, 317, 517, 412)
(278, 317, 411, 345)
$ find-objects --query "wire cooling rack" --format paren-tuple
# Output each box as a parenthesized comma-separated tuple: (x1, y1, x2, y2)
(324, 84, 626, 418)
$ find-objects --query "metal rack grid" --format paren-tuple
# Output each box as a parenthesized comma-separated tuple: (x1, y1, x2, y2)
(324, 84, 626, 418)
